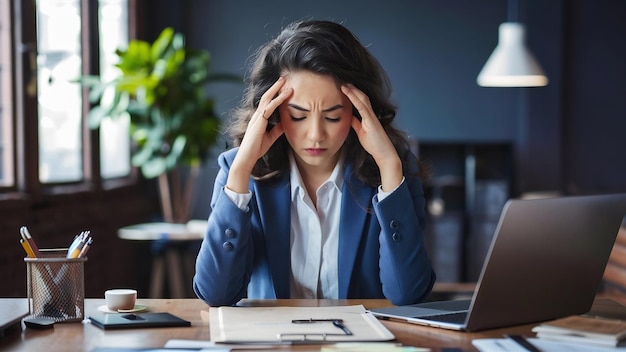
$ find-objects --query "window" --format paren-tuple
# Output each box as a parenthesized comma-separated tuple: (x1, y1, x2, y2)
(98, 0, 130, 179)
(0, 0, 137, 199)
(0, 0, 13, 187)
(37, 0, 84, 183)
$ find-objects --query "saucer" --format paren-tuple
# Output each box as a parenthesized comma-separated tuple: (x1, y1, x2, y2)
(97, 304, 148, 314)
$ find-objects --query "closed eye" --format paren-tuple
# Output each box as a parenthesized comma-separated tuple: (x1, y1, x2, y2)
(325, 117, 341, 122)
(290, 116, 306, 121)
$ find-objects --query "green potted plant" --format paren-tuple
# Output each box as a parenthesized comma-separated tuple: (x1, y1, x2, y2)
(82, 27, 240, 223)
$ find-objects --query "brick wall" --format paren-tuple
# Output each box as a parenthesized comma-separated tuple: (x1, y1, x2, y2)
(0, 186, 158, 298)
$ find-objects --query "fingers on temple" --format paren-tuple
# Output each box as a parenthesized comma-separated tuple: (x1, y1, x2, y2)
(342, 84, 372, 119)
(260, 77, 286, 104)
(258, 78, 292, 119)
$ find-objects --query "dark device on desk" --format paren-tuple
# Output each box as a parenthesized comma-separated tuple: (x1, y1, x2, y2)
(370, 193, 626, 331)
(88, 312, 191, 330)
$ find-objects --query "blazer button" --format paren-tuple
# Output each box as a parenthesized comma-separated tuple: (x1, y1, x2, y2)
(225, 228, 236, 238)
(390, 220, 399, 229)
(223, 242, 234, 251)
(392, 232, 401, 242)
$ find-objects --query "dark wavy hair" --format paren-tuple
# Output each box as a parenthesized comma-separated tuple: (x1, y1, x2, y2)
(226, 19, 428, 186)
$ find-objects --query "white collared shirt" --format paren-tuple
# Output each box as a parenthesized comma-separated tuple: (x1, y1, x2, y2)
(288, 152, 343, 299)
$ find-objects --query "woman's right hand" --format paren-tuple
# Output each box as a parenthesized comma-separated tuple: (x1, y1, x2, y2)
(226, 77, 293, 193)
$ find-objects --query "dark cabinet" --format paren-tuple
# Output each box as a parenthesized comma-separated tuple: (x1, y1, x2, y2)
(415, 142, 514, 282)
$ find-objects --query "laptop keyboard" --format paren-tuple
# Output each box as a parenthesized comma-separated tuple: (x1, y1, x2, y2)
(421, 311, 467, 324)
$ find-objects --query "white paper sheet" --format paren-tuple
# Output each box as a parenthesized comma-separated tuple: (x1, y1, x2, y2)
(473, 338, 626, 352)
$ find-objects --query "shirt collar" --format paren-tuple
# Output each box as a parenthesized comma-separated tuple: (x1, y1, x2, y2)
(289, 150, 345, 202)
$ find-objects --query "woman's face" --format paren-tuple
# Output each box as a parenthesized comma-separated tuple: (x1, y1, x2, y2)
(278, 71, 353, 174)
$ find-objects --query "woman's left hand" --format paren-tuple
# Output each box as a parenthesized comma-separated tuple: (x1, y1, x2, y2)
(341, 84, 403, 191)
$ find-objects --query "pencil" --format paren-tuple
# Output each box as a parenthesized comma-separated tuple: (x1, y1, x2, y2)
(20, 239, 36, 258)
(21, 226, 41, 257)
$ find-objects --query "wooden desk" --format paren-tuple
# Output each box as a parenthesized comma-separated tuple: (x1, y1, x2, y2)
(1, 298, 624, 352)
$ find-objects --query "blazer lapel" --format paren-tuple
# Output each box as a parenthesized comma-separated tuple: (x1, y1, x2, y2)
(254, 174, 292, 298)
(338, 165, 374, 298)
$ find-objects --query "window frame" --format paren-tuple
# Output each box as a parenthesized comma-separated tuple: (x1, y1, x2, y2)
(0, 0, 141, 204)
(0, 0, 14, 191)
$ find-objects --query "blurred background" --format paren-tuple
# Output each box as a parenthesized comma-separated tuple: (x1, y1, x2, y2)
(1, 0, 625, 299)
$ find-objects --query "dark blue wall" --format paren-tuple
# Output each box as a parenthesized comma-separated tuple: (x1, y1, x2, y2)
(562, 1, 626, 194)
(141, 0, 626, 218)
(185, 1, 552, 139)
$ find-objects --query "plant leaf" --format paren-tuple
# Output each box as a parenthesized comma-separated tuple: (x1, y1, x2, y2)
(87, 106, 108, 129)
(151, 27, 174, 63)
(141, 157, 167, 179)
(131, 143, 154, 166)
(166, 135, 187, 169)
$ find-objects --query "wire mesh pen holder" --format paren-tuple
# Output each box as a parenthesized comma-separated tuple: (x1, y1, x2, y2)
(24, 249, 87, 322)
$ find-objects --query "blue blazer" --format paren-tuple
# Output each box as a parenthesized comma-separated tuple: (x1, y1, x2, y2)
(193, 148, 435, 306)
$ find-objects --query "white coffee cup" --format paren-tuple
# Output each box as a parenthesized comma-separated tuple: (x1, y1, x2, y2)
(105, 289, 137, 311)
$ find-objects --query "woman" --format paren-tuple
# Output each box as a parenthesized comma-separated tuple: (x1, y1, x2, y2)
(193, 20, 435, 307)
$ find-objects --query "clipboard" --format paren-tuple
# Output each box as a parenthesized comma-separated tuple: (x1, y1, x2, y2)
(210, 305, 395, 344)
(88, 312, 191, 330)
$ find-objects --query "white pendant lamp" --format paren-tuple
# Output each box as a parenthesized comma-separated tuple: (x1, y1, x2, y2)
(477, 22, 548, 87)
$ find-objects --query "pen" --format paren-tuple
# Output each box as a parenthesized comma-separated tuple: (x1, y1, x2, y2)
(67, 232, 83, 253)
(67, 231, 89, 258)
(291, 318, 353, 335)
(292, 318, 343, 323)
(332, 320, 353, 335)
(505, 334, 542, 352)
(77, 237, 92, 258)
(68, 237, 88, 259)
(68, 244, 83, 259)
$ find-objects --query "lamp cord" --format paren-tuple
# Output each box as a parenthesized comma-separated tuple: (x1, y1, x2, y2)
(508, 0, 519, 22)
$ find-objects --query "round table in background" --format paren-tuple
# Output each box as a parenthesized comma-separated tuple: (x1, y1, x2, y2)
(118, 221, 206, 298)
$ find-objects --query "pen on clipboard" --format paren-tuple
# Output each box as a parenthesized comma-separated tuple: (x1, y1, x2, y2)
(332, 320, 353, 335)
(292, 318, 353, 336)
(505, 334, 542, 352)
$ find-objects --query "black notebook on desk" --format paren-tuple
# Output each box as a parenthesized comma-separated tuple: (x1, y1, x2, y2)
(88, 312, 190, 330)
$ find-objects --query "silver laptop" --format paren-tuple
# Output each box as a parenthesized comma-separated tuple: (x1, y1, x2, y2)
(0, 299, 29, 337)
(370, 193, 626, 331)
